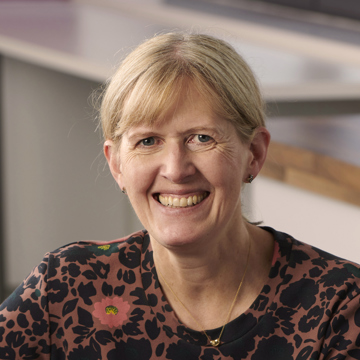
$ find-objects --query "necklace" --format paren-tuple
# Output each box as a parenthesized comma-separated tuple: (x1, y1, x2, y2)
(156, 238, 251, 347)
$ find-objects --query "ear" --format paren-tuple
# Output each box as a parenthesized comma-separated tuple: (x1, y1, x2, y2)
(246, 127, 270, 180)
(104, 140, 124, 189)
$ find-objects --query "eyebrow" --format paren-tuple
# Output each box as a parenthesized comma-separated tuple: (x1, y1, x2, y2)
(184, 126, 221, 134)
(127, 131, 157, 140)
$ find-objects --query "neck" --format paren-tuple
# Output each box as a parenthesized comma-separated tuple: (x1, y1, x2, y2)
(152, 221, 251, 290)
(151, 222, 269, 331)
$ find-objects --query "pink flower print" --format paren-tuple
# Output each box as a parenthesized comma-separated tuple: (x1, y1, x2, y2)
(92, 297, 130, 328)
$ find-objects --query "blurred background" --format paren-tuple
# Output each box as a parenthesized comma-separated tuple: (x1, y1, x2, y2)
(1, 0, 360, 302)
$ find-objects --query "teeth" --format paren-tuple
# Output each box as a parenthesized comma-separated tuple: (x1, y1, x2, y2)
(158, 193, 208, 208)
(180, 198, 187, 207)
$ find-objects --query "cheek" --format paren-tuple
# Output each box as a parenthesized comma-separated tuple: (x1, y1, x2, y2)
(122, 158, 157, 195)
(200, 151, 246, 187)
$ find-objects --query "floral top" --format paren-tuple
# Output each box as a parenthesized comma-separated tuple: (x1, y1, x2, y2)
(1, 227, 360, 360)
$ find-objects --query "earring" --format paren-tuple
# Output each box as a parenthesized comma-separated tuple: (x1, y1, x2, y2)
(247, 175, 254, 183)
(121, 188, 127, 194)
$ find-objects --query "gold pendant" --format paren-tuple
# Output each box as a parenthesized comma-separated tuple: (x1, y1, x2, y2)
(210, 339, 220, 347)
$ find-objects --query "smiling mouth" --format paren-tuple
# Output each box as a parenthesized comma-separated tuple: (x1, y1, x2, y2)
(155, 192, 209, 208)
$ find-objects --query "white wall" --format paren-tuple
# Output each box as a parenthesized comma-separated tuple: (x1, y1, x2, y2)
(248, 176, 360, 264)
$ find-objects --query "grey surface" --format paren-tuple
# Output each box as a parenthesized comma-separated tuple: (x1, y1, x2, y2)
(1, 58, 141, 297)
(266, 99, 360, 117)
(0, 56, 4, 302)
(166, 0, 360, 47)
(1, 1, 360, 101)
(0, 1, 169, 81)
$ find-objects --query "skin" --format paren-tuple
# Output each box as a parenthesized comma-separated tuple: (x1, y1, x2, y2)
(105, 86, 273, 331)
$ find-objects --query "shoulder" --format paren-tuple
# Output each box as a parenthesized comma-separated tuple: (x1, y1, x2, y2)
(266, 226, 360, 271)
(43, 230, 149, 267)
(1, 230, 150, 312)
(15, 230, 151, 303)
(265, 227, 360, 302)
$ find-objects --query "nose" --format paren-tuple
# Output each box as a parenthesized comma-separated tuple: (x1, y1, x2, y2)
(159, 142, 196, 183)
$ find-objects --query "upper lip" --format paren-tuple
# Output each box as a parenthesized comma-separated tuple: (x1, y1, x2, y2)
(153, 190, 209, 197)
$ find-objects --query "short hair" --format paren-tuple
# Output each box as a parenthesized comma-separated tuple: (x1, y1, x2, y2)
(101, 32, 265, 143)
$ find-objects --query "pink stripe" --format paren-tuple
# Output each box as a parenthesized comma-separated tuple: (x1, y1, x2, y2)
(272, 241, 280, 266)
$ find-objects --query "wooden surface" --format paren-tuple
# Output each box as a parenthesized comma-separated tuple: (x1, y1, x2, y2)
(263, 115, 360, 206)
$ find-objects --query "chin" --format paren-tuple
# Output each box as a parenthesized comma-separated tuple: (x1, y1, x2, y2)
(149, 226, 209, 250)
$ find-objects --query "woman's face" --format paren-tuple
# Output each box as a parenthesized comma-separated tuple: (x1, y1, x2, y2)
(109, 88, 255, 250)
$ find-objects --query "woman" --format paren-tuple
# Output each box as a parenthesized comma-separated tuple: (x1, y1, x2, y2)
(1, 32, 360, 360)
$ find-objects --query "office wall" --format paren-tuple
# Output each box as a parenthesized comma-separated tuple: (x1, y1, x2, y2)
(249, 176, 360, 263)
(1, 57, 142, 291)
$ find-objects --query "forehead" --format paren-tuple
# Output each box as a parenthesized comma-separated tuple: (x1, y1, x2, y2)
(118, 76, 225, 134)
(125, 87, 230, 137)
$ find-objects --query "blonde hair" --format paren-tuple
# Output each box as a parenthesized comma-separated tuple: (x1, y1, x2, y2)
(101, 32, 265, 143)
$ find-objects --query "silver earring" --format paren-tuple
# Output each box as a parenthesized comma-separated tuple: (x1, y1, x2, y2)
(247, 175, 254, 183)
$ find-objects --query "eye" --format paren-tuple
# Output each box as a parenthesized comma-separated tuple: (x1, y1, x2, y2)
(187, 134, 215, 151)
(197, 134, 212, 143)
(140, 137, 155, 146)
